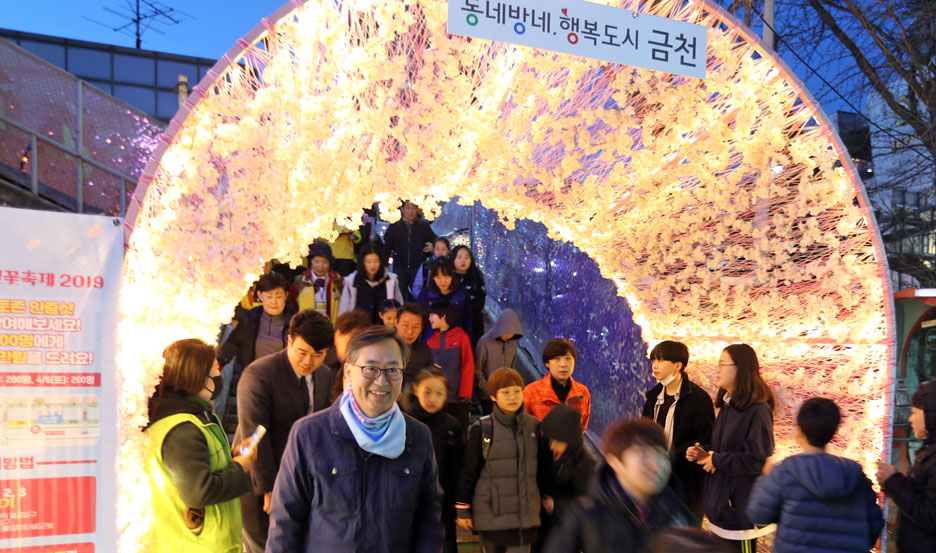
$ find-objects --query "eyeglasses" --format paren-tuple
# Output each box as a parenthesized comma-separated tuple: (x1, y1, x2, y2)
(717, 363, 736, 369)
(351, 363, 404, 381)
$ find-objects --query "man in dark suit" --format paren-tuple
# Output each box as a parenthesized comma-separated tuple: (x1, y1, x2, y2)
(234, 309, 335, 553)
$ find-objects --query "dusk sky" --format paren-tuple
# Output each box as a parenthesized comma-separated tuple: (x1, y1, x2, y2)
(1, 0, 285, 59)
(1, 0, 849, 115)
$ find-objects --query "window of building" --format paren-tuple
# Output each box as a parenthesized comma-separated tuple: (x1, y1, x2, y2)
(114, 54, 155, 85)
(157, 91, 181, 121)
(68, 47, 111, 80)
(157, 59, 198, 88)
(19, 40, 65, 67)
(114, 85, 155, 115)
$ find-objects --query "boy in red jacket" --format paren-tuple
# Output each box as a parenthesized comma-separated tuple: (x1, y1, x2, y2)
(426, 300, 474, 430)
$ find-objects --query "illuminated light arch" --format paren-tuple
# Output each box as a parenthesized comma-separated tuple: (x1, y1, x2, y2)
(117, 0, 894, 549)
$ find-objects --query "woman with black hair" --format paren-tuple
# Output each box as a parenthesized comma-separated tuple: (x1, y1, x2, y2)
(452, 244, 486, 346)
(412, 236, 453, 299)
(415, 257, 473, 340)
(338, 241, 404, 323)
(686, 343, 774, 553)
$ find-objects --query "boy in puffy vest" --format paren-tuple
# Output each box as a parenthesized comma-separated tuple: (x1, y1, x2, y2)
(456, 367, 543, 553)
(746, 397, 883, 553)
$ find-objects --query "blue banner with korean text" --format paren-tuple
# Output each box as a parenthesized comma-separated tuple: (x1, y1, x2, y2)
(0, 207, 121, 553)
(448, 0, 707, 79)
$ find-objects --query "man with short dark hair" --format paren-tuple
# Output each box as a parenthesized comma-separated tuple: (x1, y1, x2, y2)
(641, 340, 714, 521)
(322, 309, 373, 372)
(747, 397, 882, 553)
(267, 326, 444, 552)
(234, 309, 335, 553)
(218, 272, 295, 369)
(384, 200, 436, 300)
(396, 302, 434, 385)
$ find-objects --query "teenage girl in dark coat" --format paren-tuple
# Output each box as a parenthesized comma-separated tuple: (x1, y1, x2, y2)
(686, 344, 774, 553)
(452, 245, 486, 346)
(401, 367, 464, 553)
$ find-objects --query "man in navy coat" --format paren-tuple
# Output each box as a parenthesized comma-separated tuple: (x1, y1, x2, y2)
(267, 325, 443, 552)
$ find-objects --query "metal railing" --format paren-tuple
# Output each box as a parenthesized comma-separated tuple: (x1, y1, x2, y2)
(0, 38, 164, 215)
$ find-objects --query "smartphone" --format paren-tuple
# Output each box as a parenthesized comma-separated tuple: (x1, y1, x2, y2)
(240, 425, 267, 456)
(694, 445, 710, 460)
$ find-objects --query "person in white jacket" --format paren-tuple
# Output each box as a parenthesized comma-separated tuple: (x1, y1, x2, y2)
(338, 241, 404, 323)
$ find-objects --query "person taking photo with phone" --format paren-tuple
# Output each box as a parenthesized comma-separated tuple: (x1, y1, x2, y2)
(686, 344, 774, 553)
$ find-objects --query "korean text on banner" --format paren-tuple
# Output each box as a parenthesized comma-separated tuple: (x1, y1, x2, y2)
(0, 207, 122, 551)
(448, 0, 707, 79)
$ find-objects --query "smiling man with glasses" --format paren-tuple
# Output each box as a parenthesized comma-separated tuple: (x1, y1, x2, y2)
(267, 325, 444, 552)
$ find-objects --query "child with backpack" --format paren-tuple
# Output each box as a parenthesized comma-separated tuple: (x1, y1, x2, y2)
(456, 367, 542, 553)
(401, 367, 464, 553)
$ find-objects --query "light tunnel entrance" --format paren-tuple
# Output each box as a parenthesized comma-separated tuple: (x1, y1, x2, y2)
(115, 0, 894, 548)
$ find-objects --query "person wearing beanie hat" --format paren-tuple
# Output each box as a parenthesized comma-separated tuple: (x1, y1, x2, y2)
(533, 405, 597, 553)
(877, 380, 936, 553)
(290, 241, 343, 324)
(457, 367, 544, 553)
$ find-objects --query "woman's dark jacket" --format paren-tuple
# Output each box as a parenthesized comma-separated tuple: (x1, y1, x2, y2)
(456, 269, 486, 345)
(746, 452, 883, 552)
(145, 391, 251, 508)
(543, 463, 693, 553)
(417, 282, 473, 341)
(702, 399, 774, 531)
(882, 381, 936, 553)
(641, 376, 714, 518)
(217, 305, 296, 368)
(266, 402, 444, 553)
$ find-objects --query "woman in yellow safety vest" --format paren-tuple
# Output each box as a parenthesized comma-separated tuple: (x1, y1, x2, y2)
(144, 339, 256, 553)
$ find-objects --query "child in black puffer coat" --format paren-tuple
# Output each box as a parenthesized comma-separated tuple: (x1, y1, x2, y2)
(533, 404, 597, 553)
(401, 367, 464, 553)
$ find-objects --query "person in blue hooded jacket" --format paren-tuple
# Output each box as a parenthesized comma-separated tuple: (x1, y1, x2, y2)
(746, 397, 882, 552)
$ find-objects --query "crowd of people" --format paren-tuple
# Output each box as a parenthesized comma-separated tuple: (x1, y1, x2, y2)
(141, 202, 936, 553)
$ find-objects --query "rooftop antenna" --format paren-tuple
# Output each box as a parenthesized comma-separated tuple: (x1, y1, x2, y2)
(83, 0, 193, 49)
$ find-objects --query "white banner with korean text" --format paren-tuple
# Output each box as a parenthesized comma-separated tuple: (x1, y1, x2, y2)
(448, 0, 707, 79)
(0, 207, 122, 553)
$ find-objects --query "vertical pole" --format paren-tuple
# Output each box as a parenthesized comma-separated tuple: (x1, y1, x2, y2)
(29, 134, 38, 194)
(119, 178, 126, 217)
(136, 0, 142, 49)
(76, 80, 84, 214)
(763, 0, 775, 50)
(470, 201, 477, 252)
